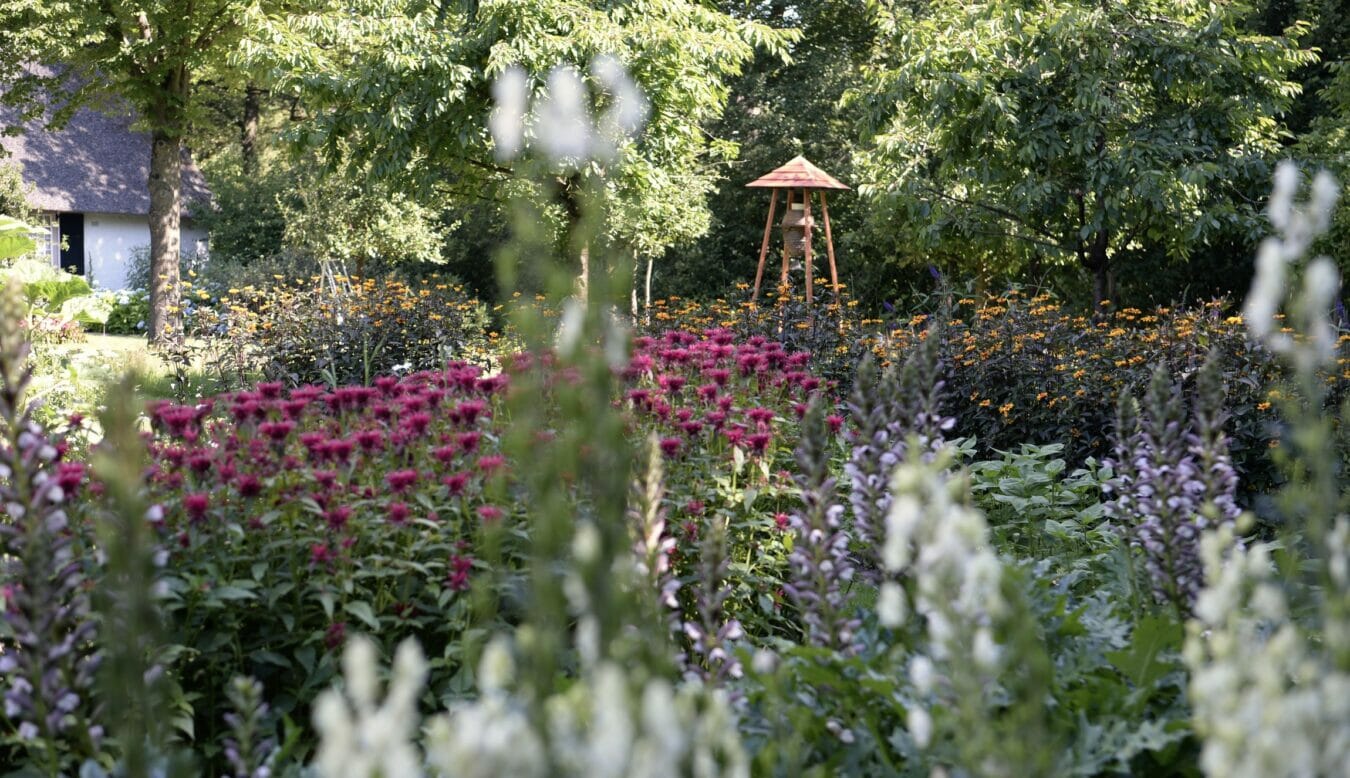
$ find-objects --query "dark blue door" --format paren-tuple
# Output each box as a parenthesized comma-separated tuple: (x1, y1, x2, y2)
(58, 213, 84, 276)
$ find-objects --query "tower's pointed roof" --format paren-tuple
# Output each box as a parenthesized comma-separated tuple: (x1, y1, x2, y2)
(745, 156, 850, 191)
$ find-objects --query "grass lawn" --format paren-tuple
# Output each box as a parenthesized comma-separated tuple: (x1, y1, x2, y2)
(83, 332, 153, 354)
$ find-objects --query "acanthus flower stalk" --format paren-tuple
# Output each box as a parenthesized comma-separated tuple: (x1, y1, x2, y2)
(845, 336, 952, 573)
(1104, 355, 1239, 617)
(783, 399, 860, 654)
(0, 278, 103, 773)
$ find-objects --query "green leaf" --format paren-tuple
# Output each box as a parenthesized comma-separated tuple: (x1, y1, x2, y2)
(0, 216, 36, 261)
(344, 600, 380, 631)
(250, 649, 292, 669)
(1106, 614, 1182, 691)
(211, 585, 258, 602)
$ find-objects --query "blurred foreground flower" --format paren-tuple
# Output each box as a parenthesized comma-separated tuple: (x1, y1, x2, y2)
(1243, 161, 1340, 370)
(313, 634, 750, 777)
(490, 56, 649, 166)
(1185, 525, 1350, 777)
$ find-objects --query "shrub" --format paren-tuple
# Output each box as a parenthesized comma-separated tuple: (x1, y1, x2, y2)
(883, 291, 1329, 496)
(195, 272, 493, 387)
(103, 289, 150, 335)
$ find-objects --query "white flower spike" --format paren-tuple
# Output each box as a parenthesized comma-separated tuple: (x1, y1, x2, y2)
(490, 66, 529, 161)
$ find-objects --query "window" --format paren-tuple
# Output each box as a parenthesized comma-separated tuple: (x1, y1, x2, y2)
(26, 212, 58, 266)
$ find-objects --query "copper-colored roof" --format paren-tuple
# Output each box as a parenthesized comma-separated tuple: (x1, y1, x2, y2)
(745, 155, 850, 191)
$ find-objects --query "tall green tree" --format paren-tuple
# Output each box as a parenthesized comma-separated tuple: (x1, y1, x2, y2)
(239, 0, 794, 291)
(848, 0, 1312, 305)
(0, 0, 348, 344)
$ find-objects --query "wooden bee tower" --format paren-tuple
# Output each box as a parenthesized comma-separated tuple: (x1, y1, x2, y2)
(746, 156, 850, 303)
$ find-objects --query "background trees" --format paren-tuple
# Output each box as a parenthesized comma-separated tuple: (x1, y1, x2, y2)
(237, 0, 793, 296)
(845, 0, 1311, 306)
(0, 1, 1342, 315)
(657, 1, 887, 304)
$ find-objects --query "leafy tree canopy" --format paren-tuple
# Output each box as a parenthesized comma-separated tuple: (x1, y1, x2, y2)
(238, 0, 797, 259)
(846, 0, 1313, 304)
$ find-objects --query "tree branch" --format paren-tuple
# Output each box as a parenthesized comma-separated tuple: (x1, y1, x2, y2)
(918, 185, 1062, 243)
(967, 227, 1065, 254)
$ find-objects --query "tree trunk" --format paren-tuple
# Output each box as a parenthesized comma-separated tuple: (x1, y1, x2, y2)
(644, 255, 654, 313)
(241, 83, 262, 176)
(557, 173, 588, 303)
(577, 244, 590, 301)
(147, 127, 183, 346)
(1089, 224, 1110, 310)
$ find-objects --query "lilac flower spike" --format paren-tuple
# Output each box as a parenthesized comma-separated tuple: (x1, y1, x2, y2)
(845, 336, 953, 573)
(1104, 355, 1240, 615)
(0, 279, 102, 769)
(785, 399, 861, 654)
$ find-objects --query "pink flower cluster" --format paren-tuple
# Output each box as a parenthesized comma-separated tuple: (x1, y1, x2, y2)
(622, 329, 831, 461)
(141, 364, 511, 593)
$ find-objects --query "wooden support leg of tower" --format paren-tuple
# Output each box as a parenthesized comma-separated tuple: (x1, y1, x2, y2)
(779, 188, 795, 295)
(821, 191, 840, 302)
(752, 188, 778, 302)
(803, 188, 815, 304)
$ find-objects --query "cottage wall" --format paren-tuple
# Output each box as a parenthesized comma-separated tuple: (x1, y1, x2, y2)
(83, 212, 207, 290)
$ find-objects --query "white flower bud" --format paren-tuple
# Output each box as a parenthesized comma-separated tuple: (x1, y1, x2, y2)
(590, 54, 648, 160)
(909, 655, 936, 695)
(1302, 257, 1340, 365)
(751, 648, 778, 675)
(342, 636, 379, 710)
(908, 706, 933, 748)
(1268, 161, 1299, 231)
(1310, 169, 1340, 234)
(877, 581, 907, 627)
(479, 637, 515, 694)
(535, 65, 592, 163)
(556, 296, 586, 357)
(490, 66, 529, 161)
(972, 627, 1001, 670)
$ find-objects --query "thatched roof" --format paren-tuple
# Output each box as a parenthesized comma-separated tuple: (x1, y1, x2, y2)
(0, 99, 210, 217)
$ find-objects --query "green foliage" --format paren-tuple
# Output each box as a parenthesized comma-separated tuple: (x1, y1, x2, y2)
(0, 213, 36, 261)
(970, 442, 1109, 551)
(60, 292, 111, 326)
(190, 163, 290, 266)
(195, 272, 492, 387)
(0, 257, 106, 336)
(0, 162, 36, 224)
(197, 151, 449, 270)
(1295, 57, 1350, 268)
(5, 257, 90, 309)
(848, 0, 1312, 301)
(280, 162, 447, 271)
(237, 0, 796, 264)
